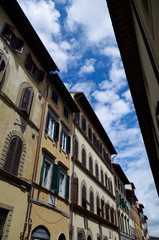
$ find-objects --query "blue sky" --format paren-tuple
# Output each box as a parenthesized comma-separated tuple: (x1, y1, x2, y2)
(17, 0, 159, 236)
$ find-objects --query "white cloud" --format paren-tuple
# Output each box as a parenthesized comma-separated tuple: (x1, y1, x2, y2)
(67, 81, 96, 99)
(65, 0, 114, 43)
(79, 58, 96, 75)
(101, 46, 120, 58)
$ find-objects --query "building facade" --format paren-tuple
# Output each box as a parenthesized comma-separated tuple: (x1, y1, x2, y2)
(106, 0, 159, 196)
(113, 164, 133, 240)
(70, 92, 119, 240)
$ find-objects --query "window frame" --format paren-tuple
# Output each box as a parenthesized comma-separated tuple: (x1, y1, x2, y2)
(51, 88, 59, 107)
(63, 105, 69, 121)
(60, 127, 71, 154)
(1, 23, 24, 53)
(45, 110, 59, 141)
(19, 86, 34, 116)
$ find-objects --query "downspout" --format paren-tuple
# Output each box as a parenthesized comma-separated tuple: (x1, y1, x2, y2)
(20, 76, 50, 240)
(69, 114, 76, 240)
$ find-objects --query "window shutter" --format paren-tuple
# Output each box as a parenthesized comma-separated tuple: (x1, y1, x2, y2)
(51, 164, 59, 194)
(39, 155, 45, 185)
(72, 177, 78, 203)
(4, 136, 22, 176)
(90, 191, 94, 212)
(2, 23, 14, 40)
(66, 135, 71, 153)
(60, 128, 63, 148)
(12, 138, 22, 175)
(53, 121, 59, 141)
(19, 87, 34, 115)
(65, 175, 69, 200)
(13, 37, 24, 53)
(45, 112, 50, 133)
(36, 69, 45, 83)
(25, 53, 32, 71)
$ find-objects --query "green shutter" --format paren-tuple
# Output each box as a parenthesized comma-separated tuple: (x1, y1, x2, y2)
(66, 135, 71, 153)
(60, 127, 63, 148)
(53, 121, 59, 141)
(65, 175, 70, 200)
(51, 164, 60, 194)
(39, 155, 45, 185)
(45, 112, 49, 133)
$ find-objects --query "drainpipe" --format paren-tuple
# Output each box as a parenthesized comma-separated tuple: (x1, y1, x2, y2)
(20, 76, 50, 240)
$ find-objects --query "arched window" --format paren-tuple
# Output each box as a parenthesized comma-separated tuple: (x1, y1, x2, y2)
(19, 87, 34, 116)
(75, 138, 78, 159)
(72, 177, 78, 204)
(89, 156, 93, 174)
(101, 199, 104, 218)
(88, 127, 92, 141)
(82, 185, 87, 209)
(4, 136, 22, 176)
(105, 204, 109, 221)
(58, 233, 66, 240)
(82, 148, 86, 167)
(95, 163, 99, 180)
(96, 196, 100, 216)
(81, 116, 86, 133)
(105, 174, 108, 188)
(90, 191, 94, 212)
(31, 225, 50, 240)
(101, 169, 104, 184)
(111, 208, 114, 224)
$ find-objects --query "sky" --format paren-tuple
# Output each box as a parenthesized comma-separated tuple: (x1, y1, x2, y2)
(17, 0, 159, 236)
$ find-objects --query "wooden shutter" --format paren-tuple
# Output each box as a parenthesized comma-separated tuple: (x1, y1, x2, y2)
(82, 149, 86, 166)
(45, 112, 50, 133)
(4, 136, 22, 175)
(106, 204, 109, 220)
(101, 199, 104, 218)
(25, 53, 32, 71)
(36, 69, 45, 82)
(2, 23, 14, 40)
(82, 185, 86, 209)
(90, 191, 94, 212)
(105, 174, 108, 188)
(19, 87, 34, 115)
(72, 177, 78, 203)
(75, 139, 78, 158)
(65, 175, 69, 200)
(89, 157, 93, 173)
(95, 163, 99, 179)
(51, 164, 59, 194)
(53, 121, 59, 141)
(39, 155, 45, 185)
(97, 196, 100, 216)
(13, 37, 24, 53)
(60, 128, 63, 149)
(101, 169, 104, 184)
(66, 135, 71, 153)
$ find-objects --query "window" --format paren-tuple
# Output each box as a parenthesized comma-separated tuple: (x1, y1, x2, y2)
(81, 116, 86, 133)
(105, 204, 109, 221)
(0, 51, 6, 83)
(25, 53, 45, 82)
(31, 226, 50, 240)
(101, 169, 104, 184)
(88, 127, 92, 141)
(75, 138, 78, 159)
(96, 196, 100, 216)
(82, 185, 87, 209)
(111, 208, 114, 224)
(19, 87, 34, 116)
(95, 163, 99, 180)
(51, 89, 59, 106)
(72, 177, 78, 204)
(4, 136, 22, 176)
(101, 199, 104, 218)
(93, 133, 97, 148)
(60, 127, 71, 153)
(99, 142, 102, 155)
(89, 156, 93, 174)
(45, 111, 59, 141)
(1, 23, 24, 53)
(90, 191, 94, 212)
(75, 112, 80, 124)
(0, 209, 8, 240)
(105, 174, 108, 189)
(63, 106, 69, 121)
(78, 230, 85, 240)
(40, 157, 70, 200)
(82, 148, 86, 167)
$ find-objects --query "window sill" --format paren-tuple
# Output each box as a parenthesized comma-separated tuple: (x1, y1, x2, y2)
(0, 35, 23, 54)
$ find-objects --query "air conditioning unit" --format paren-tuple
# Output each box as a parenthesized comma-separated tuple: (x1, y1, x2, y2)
(48, 194, 57, 207)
